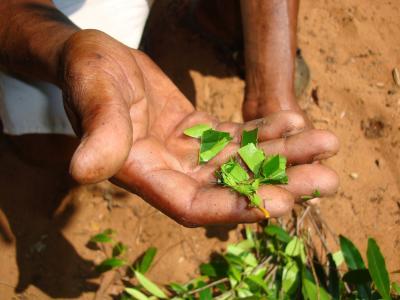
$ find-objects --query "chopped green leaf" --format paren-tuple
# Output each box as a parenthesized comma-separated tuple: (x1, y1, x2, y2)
(134, 271, 167, 299)
(260, 155, 288, 184)
(219, 159, 249, 186)
(138, 247, 157, 274)
(199, 129, 232, 163)
(184, 124, 212, 138)
(241, 128, 258, 147)
(300, 190, 321, 201)
(313, 189, 321, 197)
(124, 287, 150, 300)
(367, 238, 391, 300)
(238, 143, 265, 175)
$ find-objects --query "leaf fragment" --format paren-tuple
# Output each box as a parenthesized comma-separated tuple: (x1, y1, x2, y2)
(238, 143, 265, 175)
(260, 155, 288, 184)
(199, 129, 232, 163)
(184, 124, 212, 138)
(241, 128, 258, 147)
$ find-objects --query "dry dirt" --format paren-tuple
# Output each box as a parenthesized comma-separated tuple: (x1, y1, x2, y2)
(0, 0, 399, 299)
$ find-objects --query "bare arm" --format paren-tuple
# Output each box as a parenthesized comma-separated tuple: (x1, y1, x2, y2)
(241, 0, 300, 120)
(0, 0, 78, 84)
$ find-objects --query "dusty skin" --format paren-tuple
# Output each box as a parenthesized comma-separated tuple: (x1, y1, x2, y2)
(0, 0, 399, 299)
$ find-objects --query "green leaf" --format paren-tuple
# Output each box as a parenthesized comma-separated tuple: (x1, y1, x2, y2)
(260, 155, 288, 184)
(96, 257, 126, 273)
(339, 235, 371, 299)
(90, 229, 114, 243)
(134, 271, 167, 299)
(301, 267, 331, 300)
(199, 129, 232, 163)
(124, 287, 150, 300)
(138, 247, 157, 274)
(285, 237, 304, 257)
(339, 235, 366, 270)
(238, 143, 265, 175)
(282, 260, 300, 295)
(241, 128, 258, 147)
(246, 274, 269, 293)
(184, 124, 212, 138)
(343, 269, 372, 284)
(332, 251, 344, 267)
(327, 254, 340, 300)
(112, 242, 127, 257)
(367, 238, 391, 300)
(200, 263, 217, 277)
(168, 282, 187, 294)
(197, 281, 213, 300)
(264, 224, 291, 243)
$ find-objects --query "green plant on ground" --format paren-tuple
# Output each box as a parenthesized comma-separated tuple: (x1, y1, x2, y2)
(90, 218, 399, 300)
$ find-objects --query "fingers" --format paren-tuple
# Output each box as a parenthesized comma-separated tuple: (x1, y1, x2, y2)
(259, 129, 340, 164)
(188, 185, 294, 225)
(67, 93, 133, 184)
(117, 166, 294, 226)
(243, 111, 307, 141)
(283, 164, 339, 201)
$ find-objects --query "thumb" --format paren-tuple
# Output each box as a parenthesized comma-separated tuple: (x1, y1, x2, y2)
(65, 88, 133, 184)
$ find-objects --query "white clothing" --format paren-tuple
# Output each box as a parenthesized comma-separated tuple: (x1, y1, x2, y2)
(0, 0, 152, 135)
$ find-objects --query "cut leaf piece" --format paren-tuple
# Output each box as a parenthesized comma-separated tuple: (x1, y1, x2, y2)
(218, 159, 249, 186)
(238, 143, 265, 175)
(260, 155, 288, 184)
(199, 129, 232, 163)
(241, 128, 258, 147)
(184, 124, 212, 138)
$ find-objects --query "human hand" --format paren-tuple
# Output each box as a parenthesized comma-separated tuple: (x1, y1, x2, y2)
(59, 30, 339, 226)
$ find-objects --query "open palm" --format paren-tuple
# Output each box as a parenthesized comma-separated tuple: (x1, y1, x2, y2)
(62, 31, 339, 226)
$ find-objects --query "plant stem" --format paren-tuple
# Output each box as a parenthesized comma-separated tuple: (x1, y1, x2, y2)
(187, 277, 229, 295)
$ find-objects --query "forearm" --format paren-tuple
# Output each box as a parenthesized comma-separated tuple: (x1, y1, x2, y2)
(241, 0, 299, 112)
(0, 0, 79, 84)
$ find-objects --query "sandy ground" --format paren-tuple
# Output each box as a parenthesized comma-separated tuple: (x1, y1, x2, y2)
(0, 0, 399, 299)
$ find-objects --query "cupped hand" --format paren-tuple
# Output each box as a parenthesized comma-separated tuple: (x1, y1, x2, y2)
(59, 30, 339, 226)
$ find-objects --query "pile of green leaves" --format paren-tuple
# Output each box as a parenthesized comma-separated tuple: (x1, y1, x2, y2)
(90, 226, 400, 300)
(184, 125, 289, 217)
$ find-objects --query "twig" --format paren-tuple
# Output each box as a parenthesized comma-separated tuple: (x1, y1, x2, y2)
(297, 206, 311, 235)
(315, 213, 340, 247)
(307, 247, 322, 300)
(187, 277, 229, 295)
(308, 211, 331, 254)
